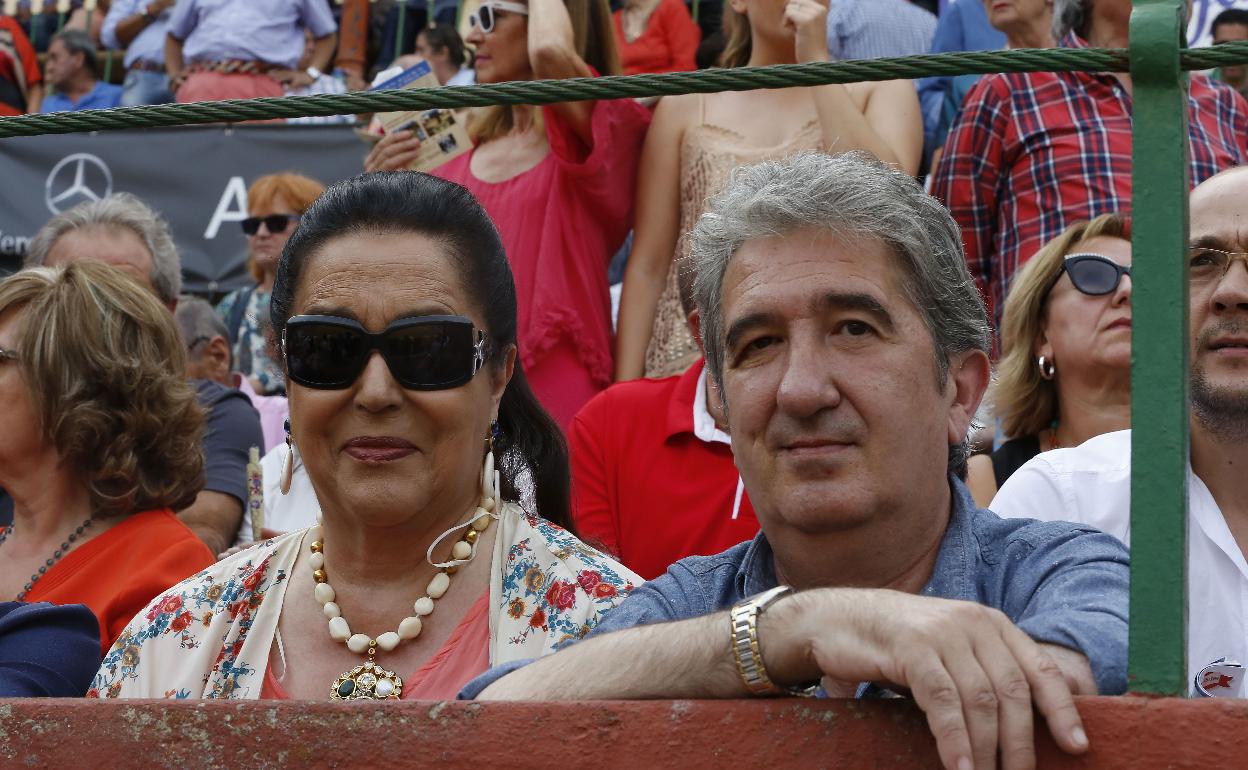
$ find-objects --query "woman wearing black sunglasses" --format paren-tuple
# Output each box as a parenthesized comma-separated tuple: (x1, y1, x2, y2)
(364, 0, 649, 431)
(967, 214, 1133, 507)
(216, 173, 325, 396)
(91, 171, 641, 702)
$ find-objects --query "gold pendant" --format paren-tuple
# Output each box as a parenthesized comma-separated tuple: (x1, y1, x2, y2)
(330, 656, 404, 700)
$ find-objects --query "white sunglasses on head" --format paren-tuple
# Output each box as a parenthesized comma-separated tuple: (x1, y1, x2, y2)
(469, 0, 529, 33)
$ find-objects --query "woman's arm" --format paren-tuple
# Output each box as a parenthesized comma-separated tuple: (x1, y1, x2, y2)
(528, 0, 596, 146)
(785, 0, 921, 174)
(613, 95, 689, 380)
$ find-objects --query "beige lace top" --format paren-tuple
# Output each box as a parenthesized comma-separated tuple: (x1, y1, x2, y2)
(643, 95, 822, 378)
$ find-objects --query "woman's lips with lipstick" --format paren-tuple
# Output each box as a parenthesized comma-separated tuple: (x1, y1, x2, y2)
(344, 437, 416, 463)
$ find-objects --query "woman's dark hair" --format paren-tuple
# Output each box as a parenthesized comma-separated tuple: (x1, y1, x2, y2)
(271, 171, 573, 530)
(419, 26, 467, 69)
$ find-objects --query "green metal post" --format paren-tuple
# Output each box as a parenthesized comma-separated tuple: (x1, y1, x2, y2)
(396, 2, 408, 58)
(56, 11, 65, 32)
(1128, 0, 1190, 696)
(692, 0, 699, 24)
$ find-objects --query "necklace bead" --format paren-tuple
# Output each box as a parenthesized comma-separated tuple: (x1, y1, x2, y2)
(328, 616, 351, 641)
(397, 616, 423, 640)
(426, 572, 451, 599)
(314, 582, 336, 604)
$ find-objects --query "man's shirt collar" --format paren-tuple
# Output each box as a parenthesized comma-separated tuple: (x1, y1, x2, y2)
(734, 474, 977, 601)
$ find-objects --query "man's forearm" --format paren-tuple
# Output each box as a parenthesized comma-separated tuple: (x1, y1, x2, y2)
(309, 34, 337, 74)
(164, 34, 184, 77)
(114, 13, 151, 47)
(177, 490, 242, 556)
(479, 613, 745, 700)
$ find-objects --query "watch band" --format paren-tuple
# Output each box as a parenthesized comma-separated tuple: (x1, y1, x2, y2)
(729, 585, 793, 696)
(305, 66, 323, 81)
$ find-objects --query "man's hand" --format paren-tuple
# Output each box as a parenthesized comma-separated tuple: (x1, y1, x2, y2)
(363, 129, 423, 172)
(783, 0, 830, 64)
(764, 589, 1090, 770)
(268, 68, 314, 88)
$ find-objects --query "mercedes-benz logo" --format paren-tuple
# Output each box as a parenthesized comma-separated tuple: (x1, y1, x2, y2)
(45, 153, 113, 215)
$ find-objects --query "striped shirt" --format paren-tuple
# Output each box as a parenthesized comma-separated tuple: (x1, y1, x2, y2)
(931, 34, 1248, 330)
(825, 0, 937, 61)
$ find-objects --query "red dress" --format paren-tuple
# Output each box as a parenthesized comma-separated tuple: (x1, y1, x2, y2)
(613, 0, 701, 76)
(435, 99, 651, 429)
(20, 509, 215, 656)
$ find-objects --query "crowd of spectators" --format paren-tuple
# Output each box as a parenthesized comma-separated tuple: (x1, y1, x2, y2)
(3, 1, 1248, 763)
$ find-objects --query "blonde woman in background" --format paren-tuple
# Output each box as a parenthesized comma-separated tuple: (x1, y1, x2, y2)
(967, 214, 1133, 506)
(613, 0, 922, 381)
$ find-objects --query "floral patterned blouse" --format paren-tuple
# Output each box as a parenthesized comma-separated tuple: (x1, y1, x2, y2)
(215, 287, 283, 395)
(88, 502, 640, 699)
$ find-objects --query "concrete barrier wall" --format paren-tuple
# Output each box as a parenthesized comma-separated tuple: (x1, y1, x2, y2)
(1, 696, 1242, 769)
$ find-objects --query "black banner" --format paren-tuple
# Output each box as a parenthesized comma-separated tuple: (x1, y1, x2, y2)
(0, 124, 371, 296)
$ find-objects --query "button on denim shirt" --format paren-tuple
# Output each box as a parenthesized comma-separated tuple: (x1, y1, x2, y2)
(461, 477, 1130, 698)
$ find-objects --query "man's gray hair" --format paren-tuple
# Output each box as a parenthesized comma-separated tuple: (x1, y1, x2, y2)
(1051, 0, 1088, 40)
(51, 29, 98, 73)
(26, 192, 182, 304)
(690, 151, 990, 472)
(174, 294, 230, 360)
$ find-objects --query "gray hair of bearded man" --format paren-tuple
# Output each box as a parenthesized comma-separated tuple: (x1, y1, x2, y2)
(26, 192, 183, 305)
(689, 151, 990, 475)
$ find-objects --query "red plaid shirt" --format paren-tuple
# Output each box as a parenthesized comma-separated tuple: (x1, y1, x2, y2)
(931, 34, 1248, 329)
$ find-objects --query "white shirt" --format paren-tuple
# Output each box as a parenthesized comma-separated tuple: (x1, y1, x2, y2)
(692, 366, 745, 521)
(236, 443, 320, 546)
(990, 429, 1248, 691)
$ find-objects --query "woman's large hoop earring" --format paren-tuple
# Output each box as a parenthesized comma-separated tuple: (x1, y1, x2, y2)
(280, 418, 295, 495)
(1037, 355, 1056, 381)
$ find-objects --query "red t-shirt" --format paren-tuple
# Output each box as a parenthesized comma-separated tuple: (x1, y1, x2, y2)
(613, 0, 701, 76)
(569, 359, 760, 580)
(21, 509, 216, 656)
(0, 16, 42, 116)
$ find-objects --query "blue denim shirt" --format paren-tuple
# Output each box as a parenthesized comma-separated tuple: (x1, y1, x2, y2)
(460, 477, 1130, 698)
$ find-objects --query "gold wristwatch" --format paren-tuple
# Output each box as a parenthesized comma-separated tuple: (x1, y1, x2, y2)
(729, 585, 796, 696)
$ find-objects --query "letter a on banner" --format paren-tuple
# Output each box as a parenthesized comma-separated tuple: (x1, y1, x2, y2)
(205, 177, 249, 239)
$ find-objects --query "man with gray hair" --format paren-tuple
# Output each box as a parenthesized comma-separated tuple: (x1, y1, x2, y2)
(39, 29, 122, 113)
(175, 295, 288, 454)
(463, 153, 1130, 770)
(932, 0, 1248, 334)
(19, 194, 263, 556)
(27, 192, 181, 308)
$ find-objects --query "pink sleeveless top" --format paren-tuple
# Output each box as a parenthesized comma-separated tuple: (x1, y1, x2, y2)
(261, 589, 491, 700)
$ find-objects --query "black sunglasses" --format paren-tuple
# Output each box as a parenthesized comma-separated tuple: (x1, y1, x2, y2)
(282, 314, 491, 390)
(1058, 253, 1132, 296)
(241, 214, 299, 236)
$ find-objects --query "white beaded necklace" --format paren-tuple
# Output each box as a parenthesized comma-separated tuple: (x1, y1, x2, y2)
(316, 448, 501, 700)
